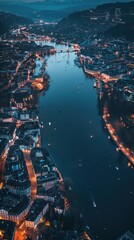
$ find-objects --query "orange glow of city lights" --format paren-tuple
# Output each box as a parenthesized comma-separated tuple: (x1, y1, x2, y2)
(45, 221, 51, 227)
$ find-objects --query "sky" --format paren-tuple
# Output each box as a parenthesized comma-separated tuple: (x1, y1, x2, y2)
(0, 0, 131, 2)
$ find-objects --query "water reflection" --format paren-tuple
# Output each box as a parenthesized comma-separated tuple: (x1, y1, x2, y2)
(37, 44, 134, 240)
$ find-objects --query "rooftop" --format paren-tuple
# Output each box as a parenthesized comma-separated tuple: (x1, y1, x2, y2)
(117, 231, 134, 240)
(0, 122, 16, 139)
(0, 188, 30, 215)
(25, 198, 47, 222)
(0, 220, 16, 240)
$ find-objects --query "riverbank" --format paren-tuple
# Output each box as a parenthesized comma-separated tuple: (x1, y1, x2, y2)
(36, 52, 92, 239)
(78, 53, 134, 166)
(79, 55, 119, 83)
(38, 47, 134, 240)
(102, 104, 134, 165)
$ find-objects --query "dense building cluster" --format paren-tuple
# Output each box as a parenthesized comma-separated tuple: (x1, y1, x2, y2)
(0, 2, 134, 239)
(0, 27, 88, 240)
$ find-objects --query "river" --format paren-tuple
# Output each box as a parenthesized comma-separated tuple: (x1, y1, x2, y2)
(37, 41, 134, 240)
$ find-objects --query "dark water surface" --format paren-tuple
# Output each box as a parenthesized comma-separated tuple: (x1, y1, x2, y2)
(38, 45, 134, 240)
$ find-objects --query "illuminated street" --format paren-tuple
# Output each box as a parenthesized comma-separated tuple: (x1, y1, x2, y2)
(103, 105, 134, 164)
(0, 2, 134, 239)
(24, 151, 37, 201)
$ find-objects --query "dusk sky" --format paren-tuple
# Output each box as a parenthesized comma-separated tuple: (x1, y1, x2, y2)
(0, 0, 131, 2)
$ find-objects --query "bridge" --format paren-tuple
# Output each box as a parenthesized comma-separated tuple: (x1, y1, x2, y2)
(52, 48, 79, 53)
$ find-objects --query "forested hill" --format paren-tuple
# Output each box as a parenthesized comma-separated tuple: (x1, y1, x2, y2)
(96, 1, 134, 13)
(0, 12, 32, 35)
(55, 1, 134, 42)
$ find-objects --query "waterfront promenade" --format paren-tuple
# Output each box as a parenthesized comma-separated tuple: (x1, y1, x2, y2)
(103, 105, 134, 165)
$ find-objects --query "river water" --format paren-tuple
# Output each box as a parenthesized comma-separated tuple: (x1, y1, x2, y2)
(37, 42, 134, 240)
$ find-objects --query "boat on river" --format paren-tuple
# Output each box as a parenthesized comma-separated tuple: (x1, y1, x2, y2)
(93, 82, 97, 88)
(93, 200, 97, 208)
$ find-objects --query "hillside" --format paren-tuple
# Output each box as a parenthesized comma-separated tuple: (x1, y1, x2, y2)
(0, 0, 133, 22)
(54, 1, 134, 42)
(104, 21, 134, 40)
(55, 9, 112, 43)
(33, 9, 70, 22)
(0, 12, 32, 35)
(98, 1, 134, 40)
(33, 3, 97, 23)
(97, 1, 134, 13)
(0, 0, 96, 21)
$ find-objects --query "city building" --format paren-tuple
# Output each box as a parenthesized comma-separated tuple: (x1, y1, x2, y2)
(0, 188, 30, 223)
(117, 231, 134, 240)
(16, 121, 40, 138)
(0, 138, 9, 158)
(0, 113, 13, 123)
(13, 109, 36, 124)
(25, 198, 49, 228)
(4, 144, 31, 196)
(0, 220, 16, 240)
(13, 87, 32, 108)
(6, 176, 31, 196)
(0, 122, 16, 140)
